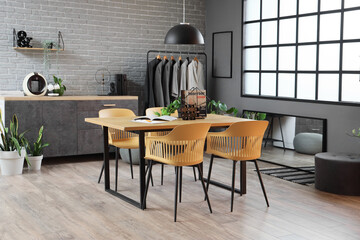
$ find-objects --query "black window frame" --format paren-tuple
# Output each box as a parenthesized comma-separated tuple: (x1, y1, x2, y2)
(241, 0, 360, 106)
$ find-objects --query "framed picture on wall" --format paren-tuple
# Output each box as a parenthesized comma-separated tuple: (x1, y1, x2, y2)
(212, 31, 233, 78)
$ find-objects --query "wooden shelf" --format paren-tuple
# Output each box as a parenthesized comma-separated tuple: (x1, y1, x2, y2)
(13, 47, 64, 51)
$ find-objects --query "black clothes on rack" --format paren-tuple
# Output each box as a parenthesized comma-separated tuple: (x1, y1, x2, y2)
(144, 58, 160, 109)
(144, 50, 207, 113)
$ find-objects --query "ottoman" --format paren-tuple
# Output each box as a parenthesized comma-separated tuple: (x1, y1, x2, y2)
(315, 152, 360, 195)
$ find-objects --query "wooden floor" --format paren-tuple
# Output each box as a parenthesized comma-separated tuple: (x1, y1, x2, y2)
(261, 146, 315, 167)
(1, 155, 360, 240)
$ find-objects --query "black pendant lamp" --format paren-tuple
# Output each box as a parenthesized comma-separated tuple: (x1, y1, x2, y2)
(164, 0, 204, 45)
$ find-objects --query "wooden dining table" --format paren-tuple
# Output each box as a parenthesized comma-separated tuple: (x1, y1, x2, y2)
(85, 114, 250, 209)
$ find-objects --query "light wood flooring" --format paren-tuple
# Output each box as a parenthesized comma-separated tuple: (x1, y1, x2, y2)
(1, 155, 360, 240)
(261, 146, 315, 167)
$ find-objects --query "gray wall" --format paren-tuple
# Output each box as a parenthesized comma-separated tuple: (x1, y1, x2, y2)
(0, 0, 205, 99)
(205, 0, 360, 153)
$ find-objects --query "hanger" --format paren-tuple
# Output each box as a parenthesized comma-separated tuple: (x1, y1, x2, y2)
(163, 55, 168, 60)
(194, 56, 199, 63)
(179, 51, 182, 61)
(171, 55, 174, 61)
(156, 54, 161, 60)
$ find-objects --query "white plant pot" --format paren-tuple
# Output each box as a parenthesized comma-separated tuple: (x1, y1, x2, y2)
(28, 155, 43, 171)
(0, 150, 25, 176)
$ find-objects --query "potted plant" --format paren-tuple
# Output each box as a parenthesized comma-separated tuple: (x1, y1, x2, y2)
(52, 75, 66, 96)
(0, 111, 29, 175)
(154, 97, 181, 116)
(242, 111, 267, 120)
(26, 126, 49, 171)
(207, 100, 239, 116)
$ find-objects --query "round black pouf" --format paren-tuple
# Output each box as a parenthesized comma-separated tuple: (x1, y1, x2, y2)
(315, 152, 360, 196)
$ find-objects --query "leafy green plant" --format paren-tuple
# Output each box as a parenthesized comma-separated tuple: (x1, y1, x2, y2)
(207, 100, 238, 116)
(0, 110, 29, 164)
(154, 97, 181, 116)
(242, 111, 267, 120)
(53, 75, 66, 96)
(26, 126, 49, 156)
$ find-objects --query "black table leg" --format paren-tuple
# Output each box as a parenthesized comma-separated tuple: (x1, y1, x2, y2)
(103, 127, 110, 190)
(240, 161, 246, 194)
(139, 131, 146, 209)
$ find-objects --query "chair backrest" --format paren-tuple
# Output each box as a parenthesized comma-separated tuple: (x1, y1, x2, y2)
(207, 121, 268, 161)
(146, 107, 178, 117)
(98, 108, 137, 142)
(145, 123, 211, 166)
(99, 108, 136, 118)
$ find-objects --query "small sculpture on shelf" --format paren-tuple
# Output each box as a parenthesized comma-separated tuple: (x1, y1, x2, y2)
(17, 30, 32, 48)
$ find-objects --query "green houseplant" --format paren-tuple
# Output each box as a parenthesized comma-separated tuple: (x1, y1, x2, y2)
(154, 97, 181, 116)
(242, 111, 267, 120)
(52, 75, 66, 96)
(207, 100, 239, 116)
(0, 110, 29, 175)
(26, 126, 49, 171)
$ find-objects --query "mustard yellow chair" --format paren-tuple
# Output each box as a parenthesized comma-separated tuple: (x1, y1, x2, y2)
(146, 107, 197, 186)
(206, 121, 269, 212)
(143, 123, 212, 222)
(98, 108, 138, 191)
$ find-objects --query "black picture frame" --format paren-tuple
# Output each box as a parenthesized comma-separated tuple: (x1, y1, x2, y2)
(212, 31, 233, 78)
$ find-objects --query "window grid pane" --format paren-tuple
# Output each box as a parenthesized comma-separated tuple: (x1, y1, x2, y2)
(242, 0, 360, 105)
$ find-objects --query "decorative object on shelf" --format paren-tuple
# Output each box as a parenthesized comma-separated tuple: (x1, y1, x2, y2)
(26, 126, 49, 171)
(16, 30, 32, 48)
(52, 75, 66, 96)
(0, 111, 29, 176)
(13, 29, 64, 51)
(164, 0, 204, 44)
(23, 72, 47, 96)
(95, 68, 111, 96)
(180, 88, 207, 120)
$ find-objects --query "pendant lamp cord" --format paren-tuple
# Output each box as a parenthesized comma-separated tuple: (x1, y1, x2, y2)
(183, 0, 185, 23)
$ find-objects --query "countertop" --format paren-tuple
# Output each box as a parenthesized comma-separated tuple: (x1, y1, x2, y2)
(0, 95, 138, 101)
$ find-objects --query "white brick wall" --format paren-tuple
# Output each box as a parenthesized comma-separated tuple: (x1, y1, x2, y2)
(0, 0, 205, 99)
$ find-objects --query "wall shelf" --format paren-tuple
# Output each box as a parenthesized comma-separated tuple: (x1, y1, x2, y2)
(13, 28, 65, 51)
(13, 47, 64, 51)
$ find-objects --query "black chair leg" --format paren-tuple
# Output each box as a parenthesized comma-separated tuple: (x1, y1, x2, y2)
(197, 164, 212, 214)
(145, 161, 154, 187)
(174, 166, 179, 222)
(179, 167, 182, 203)
(277, 116, 286, 151)
(98, 161, 104, 183)
(161, 163, 164, 185)
(115, 148, 119, 191)
(264, 117, 273, 148)
(254, 160, 269, 207)
(128, 149, 134, 179)
(143, 160, 153, 208)
(192, 166, 197, 181)
(231, 160, 237, 212)
(205, 154, 214, 200)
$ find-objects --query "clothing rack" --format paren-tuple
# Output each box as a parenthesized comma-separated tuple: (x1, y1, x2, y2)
(146, 50, 207, 90)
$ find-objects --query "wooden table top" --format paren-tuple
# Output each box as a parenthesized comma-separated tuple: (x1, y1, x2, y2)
(85, 114, 251, 131)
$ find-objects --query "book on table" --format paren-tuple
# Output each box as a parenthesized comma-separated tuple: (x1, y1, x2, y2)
(132, 115, 177, 123)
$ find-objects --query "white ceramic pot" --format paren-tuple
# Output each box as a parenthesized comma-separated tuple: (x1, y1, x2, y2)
(28, 155, 43, 171)
(0, 151, 25, 176)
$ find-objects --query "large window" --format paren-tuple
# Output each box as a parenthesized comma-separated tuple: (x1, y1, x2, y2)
(242, 0, 360, 104)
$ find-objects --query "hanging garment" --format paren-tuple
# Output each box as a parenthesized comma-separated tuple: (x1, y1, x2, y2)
(171, 59, 182, 98)
(187, 60, 205, 90)
(163, 59, 175, 106)
(145, 58, 161, 110)
(154, 59, 168, 107)
(180, 58, 189, 93)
